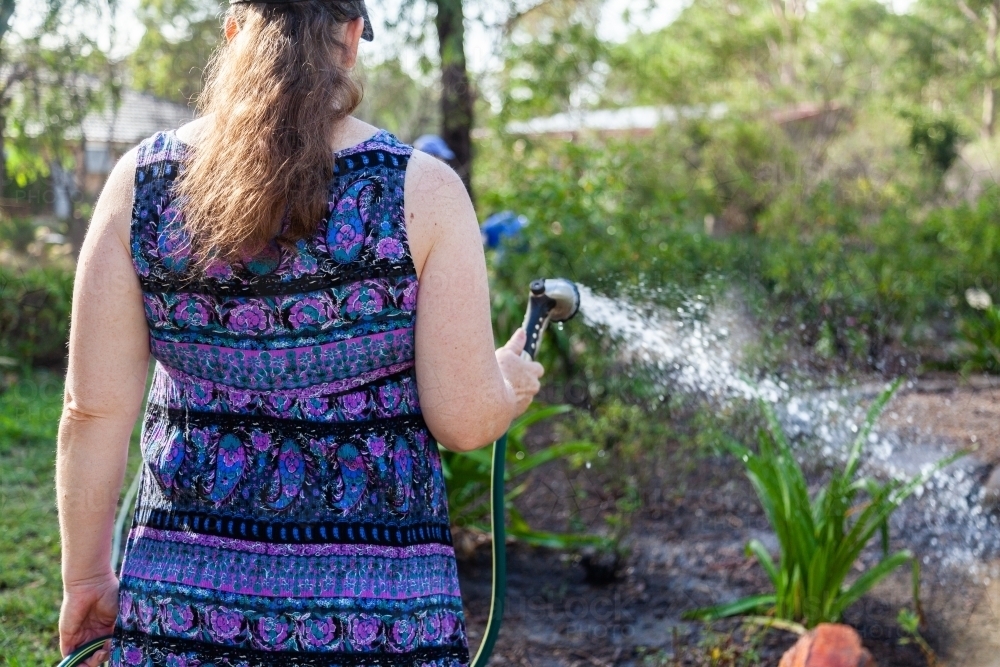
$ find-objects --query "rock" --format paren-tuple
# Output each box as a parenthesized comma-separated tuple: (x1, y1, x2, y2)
(779, 624, 877, 667)
(450, 526, 491, 560)
(982, 466, 1000, 510)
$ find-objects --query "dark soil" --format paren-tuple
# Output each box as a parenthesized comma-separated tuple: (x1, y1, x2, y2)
(457, 451, 933, 666)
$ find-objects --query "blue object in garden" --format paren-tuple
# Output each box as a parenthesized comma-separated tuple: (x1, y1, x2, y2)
(413, 134, 456, 160)
(481, 211, 528, 249)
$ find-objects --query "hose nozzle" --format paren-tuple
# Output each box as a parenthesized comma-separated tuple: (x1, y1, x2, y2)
(521, 278, 580, 360)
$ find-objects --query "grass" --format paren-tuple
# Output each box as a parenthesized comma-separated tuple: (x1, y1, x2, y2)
(0, 371, 143, 667)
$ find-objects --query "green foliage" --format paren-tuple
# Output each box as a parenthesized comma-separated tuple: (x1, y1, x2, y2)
(898, 607, 938, 666)
(697, 119, 799, 233)
(499, 21, 606, 122)
(686, 381, 962, 627)
(0, 264, 73, 368)
(476, 128, 733, 391)
(958, 302, 1000, 373)
(0, 216, 40, 253)
(355, 58, 439, 141)
(747, 188, 1000, 368)
(605, 0, 776, 107)
(898, 560, 938, 667)
(5, 23, 118, 188)
(440, 403, 610, 549)
(128, 0, 224, 104)
(901, 108, 967, 173)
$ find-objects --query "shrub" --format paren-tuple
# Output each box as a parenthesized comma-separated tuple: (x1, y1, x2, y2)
(0, 217, 40, 254)
(440, 403, 610, 549)
(476, 130, 734, 399)
(746, 188, 1000, 369)
(0, 264, 73, 368)
(957, 300, 1000, 373)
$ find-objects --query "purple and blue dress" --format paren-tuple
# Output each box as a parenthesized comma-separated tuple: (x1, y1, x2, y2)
(111, 129, 470, 667)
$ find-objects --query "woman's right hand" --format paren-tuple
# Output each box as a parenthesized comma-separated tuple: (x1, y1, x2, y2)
(495, 328, 545, 418)
(59, 574, 119, 667)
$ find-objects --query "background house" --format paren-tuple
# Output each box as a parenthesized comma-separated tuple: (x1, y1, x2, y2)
(66, 87, 195, 210)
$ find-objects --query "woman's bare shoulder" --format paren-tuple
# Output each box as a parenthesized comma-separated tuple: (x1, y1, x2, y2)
(402, 150, 477, 276)
(175, 116, 212, 145)
(95, 147, 139, 249)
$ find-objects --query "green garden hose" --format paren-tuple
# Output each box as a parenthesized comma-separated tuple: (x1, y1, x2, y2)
(468, 433, 507, 667)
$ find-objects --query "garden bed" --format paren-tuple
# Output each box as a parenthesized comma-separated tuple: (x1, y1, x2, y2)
(458, 375, 1000, 666)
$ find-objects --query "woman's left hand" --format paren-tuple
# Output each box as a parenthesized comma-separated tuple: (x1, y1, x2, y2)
(59, 574, 119, 667)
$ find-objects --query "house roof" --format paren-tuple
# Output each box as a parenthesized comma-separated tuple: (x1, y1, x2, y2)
(504, 104, 729, 136)
(499, 102, 851, 140)
(81, 88, 195, 146)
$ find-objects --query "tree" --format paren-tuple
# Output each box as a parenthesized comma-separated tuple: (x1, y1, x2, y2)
(6, 31, 117, 252)
(497, 1, 606, 123)
(0, 1, 117, 201)
(955, 0, 1000, 137)
(128, 0, 223, 104)
(388, 0, 589, 198)
(435, 0, 474, 192)
(906, 0, 1000, 138)
(355, 57, 439, 140)
(770, 0, 806, 86)
(604, 0, 778, 108)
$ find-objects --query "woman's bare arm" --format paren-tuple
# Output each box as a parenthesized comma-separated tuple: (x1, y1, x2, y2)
(404, 150, 543, 452)
(56, 148, 150, 662)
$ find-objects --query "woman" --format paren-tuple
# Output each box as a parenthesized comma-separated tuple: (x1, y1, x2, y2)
(55, 2, 544, 666)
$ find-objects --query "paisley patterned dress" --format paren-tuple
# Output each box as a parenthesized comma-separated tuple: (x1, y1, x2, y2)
(111, 129, 470, 667)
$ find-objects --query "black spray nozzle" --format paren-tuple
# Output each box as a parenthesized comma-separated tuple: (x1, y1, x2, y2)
(522, 278, 580, 360)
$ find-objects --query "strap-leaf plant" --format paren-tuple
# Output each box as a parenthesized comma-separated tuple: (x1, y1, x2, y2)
(687, 379, 963, 627)
(440, 403, 611, 550)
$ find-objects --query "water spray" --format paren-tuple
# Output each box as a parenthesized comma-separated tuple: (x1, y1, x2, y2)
(57, 278, 581, 667)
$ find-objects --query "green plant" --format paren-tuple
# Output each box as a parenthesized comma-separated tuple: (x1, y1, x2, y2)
(440, 403, 610, 549)
(636, 621, 777, 667)
(897, 559, 937, 666)
(898, 609, 937, 667)
(0, 264, 74, 368)
(901, 108, 967, 174)
(686, 380, 962, 627)
(959, 302, 1000, 373)
(0, 217, 40, 253)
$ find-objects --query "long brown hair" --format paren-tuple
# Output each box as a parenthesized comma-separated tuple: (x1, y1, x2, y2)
(176, 1, 364, 265)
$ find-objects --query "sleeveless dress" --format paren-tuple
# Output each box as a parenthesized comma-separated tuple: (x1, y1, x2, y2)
(111, 129, 471, 667)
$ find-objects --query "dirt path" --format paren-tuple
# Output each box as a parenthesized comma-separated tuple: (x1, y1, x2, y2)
(891, 374, 1000, 466)
(887, 375, 1000, 665)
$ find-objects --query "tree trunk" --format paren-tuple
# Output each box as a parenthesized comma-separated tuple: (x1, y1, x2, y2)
(0, 0, 15, 45)
(0, 112, 6, 203)
(983, 0, 1000, 138)
(770, 0, 799, 87)
(434, 0, 474, 198)
(0, 0, 17, 204)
